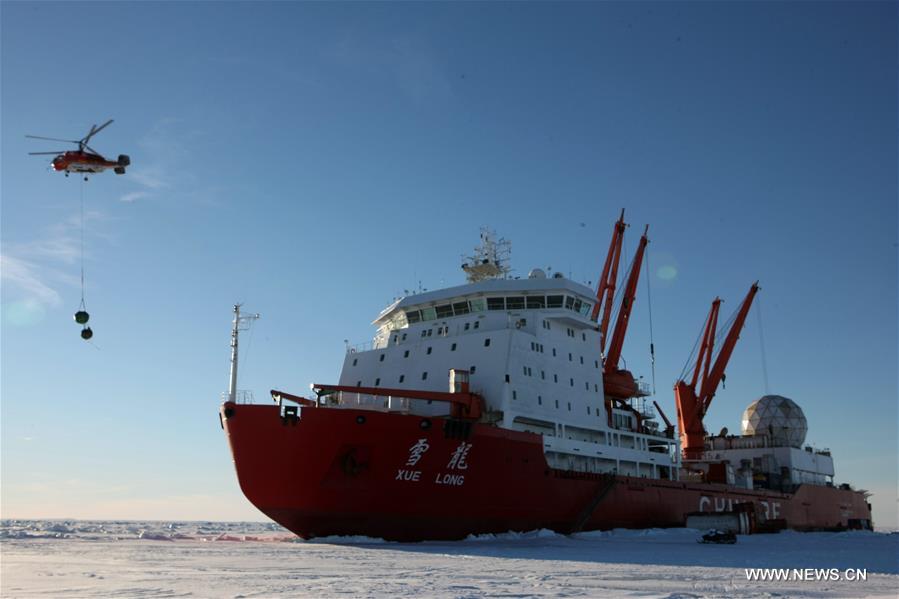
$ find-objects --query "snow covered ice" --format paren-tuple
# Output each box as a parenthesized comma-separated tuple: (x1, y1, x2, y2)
(1, 520, 897, 597)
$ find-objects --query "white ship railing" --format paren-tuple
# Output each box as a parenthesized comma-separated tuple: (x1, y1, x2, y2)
(220, 390, 256, 404)
(320, 390, 412, 413)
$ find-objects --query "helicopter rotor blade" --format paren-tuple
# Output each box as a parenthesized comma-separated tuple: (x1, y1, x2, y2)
(29, 151, 66, 155)
(25, 135, 80, 143)
(83, 119, 113, 145)
(83, 144, 100, 155)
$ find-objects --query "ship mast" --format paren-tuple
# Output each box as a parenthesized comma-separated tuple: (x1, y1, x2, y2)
(461, 228, 511, 283)
(228, 303, 260, 403)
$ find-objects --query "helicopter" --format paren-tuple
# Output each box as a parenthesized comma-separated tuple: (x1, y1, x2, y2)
(27, 119, 129, 179)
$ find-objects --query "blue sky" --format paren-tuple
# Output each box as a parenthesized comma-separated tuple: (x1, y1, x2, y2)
(2, 2, 896, 527)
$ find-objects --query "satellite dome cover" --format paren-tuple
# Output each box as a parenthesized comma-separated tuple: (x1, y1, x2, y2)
(741, 394, 807, 447)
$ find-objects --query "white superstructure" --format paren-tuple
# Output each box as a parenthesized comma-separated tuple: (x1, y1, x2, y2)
(337, 234, 679, 481)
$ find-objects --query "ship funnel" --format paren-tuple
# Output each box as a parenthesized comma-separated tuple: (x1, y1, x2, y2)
(449, 369, 470, 394)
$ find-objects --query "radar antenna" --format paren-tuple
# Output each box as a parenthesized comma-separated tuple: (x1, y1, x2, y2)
(461, 228, 511, 283)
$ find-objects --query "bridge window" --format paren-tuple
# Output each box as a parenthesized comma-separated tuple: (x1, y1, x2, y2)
(453, 301, 470, 315)
(565, 296, 575, 310)
(421, 307, 437, 321)
(487, 297, 505, 311)
(470, 298, 486, 312)
(406, 310, 421, 324)
(506, 296, 525, 310)
(547, 295, 563, 308)
(526, 296, 545, 309)
(436, 304, 453, 318)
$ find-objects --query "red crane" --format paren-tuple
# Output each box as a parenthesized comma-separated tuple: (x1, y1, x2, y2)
(675, 282, 760, 460)
(592, 209, 627, 353)
(602, 223, 650, 399)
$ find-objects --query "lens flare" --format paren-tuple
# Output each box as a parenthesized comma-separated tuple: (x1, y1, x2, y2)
(657, 265, 678, 281)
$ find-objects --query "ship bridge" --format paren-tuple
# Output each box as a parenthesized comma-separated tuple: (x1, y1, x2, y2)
(371, 276, 598, 347)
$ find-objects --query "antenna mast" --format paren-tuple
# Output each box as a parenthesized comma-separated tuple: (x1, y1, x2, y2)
(228, 303, 260, 403)
(461, 228, 511, 283)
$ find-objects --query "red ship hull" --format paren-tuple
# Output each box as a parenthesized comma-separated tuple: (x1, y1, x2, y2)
(221, 402, 872, 541)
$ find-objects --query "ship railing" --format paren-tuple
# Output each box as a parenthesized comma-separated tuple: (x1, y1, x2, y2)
(221, 390, 256, 404)
(346, 340, 390, 353)
(635, 380, 652, 396)
(320, 390, 412, 413)
(347, 341, 373, 353)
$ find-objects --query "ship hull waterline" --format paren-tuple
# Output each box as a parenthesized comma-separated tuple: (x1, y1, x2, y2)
(221, 402, 872, 542)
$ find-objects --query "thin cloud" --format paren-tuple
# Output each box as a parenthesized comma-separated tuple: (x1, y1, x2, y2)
(117, 118, 203, 203)
(119, 191, 150, 204)
(0, 254, 62, 306)
(1, 211, 105, 321)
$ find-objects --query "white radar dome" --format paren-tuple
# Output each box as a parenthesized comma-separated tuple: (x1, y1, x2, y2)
(528, 268, 547, 279)
(741, 395, 808, 448)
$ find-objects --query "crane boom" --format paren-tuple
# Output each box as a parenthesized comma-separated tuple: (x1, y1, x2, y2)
(675, 282, 759, 460)
(601, 223, 650, 402)
(604, 224, 649, 374)
(699, 283, 759, 413)
(592, 209, 627, 354)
